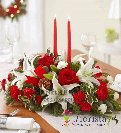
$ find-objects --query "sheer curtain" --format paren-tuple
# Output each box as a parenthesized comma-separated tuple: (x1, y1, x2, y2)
(0, 0, 44, 58)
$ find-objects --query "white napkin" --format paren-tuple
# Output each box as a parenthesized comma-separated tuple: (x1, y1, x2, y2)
(2, 117, 34, 130)
(0, 121, 41, 133)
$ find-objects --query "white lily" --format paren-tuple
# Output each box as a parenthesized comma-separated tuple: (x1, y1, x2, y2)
(72, 54, 85, 64)
(12, 74, 27, 90)
(41, 75, 79, 110)
(28, 54, 40, 70)
(76, 58, 101, 87)
(110, 74, 121, 92)
(12, 69, 36, 90)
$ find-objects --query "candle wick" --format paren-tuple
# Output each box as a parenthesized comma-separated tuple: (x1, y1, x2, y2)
(68, 16, 71, 21)
(54, 14, 57, 19)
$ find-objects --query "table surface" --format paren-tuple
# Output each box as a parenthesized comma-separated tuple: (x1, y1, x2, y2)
(0, 49, 121, 133)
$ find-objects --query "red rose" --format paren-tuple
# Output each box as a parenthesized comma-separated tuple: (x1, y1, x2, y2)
(73, 91, 86, 104)
(35, 95, 42, 105)
(8, 73, 13, 81)
(80, 101, 92, 112)
(98, 79, 107, 87)
(10, 85, 20, 101)
(95, 66, 102, 78)
(58, 68, 80, 85)
(25, 76, 39, 87)
(38, 54, 54, 69)
(24, 88, 35, 99)
(1, 79, 7, 91)
(34, 65, 46, 79)
(96, 83, 108, 101)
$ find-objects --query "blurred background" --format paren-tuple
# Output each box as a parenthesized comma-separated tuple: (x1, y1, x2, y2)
(0, 0, 121, 69)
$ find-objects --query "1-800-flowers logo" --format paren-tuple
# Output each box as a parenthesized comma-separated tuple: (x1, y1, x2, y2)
(62, 115, 118, 127)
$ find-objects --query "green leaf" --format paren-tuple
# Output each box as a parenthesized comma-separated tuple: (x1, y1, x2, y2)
(44, 73, 53, 80)
(72, 104, 81, 115)
(110, 100, 121, 111)
(105, 100, 114, 111)
(70, 62, 80, 72)
(50, 65, 59, 73)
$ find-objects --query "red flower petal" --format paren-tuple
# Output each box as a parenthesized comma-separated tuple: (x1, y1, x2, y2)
(73, 91, 86, 104)
(25, 76, 39, 87)
(23, 88, 35, 99)
(35, 95, 42, 105)
(34, 65, 46, 79)
(10, 85, 20, 101)
(80, 102, 92, 112)
(1, 79, 7, 91)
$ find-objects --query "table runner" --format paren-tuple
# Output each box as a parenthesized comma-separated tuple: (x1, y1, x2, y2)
(37, 112, 121, 133)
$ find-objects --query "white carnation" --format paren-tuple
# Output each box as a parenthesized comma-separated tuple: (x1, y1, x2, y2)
(114, 92, 119, 101)
(107, 75, 113, 84)
(98, 104, 107, 114)
(57, 61, 68, 69)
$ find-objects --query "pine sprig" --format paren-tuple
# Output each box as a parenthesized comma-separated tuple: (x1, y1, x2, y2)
(70, 62, 80, 72)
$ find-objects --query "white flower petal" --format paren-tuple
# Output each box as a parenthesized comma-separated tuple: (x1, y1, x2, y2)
(11, 75, 27, 86)
(63, 94, 74, 104)
(98, 104, 107, 114)
(41, 85, 50, 95)
(52, 75, 64, 94)
(63, 83, 80, 91)
(107, 75, 113, 84)
(59, 101, 67, 110)
(89, 77, 100, 86)
(57, 61, 68, 69)
(24, 70, 36, 77)
(41, 95, 56, 107)
(72, 54, 85, 63)
(92, 68, 102, 75)
(84, 58, 94, 71)
(114, 92, 119, 101)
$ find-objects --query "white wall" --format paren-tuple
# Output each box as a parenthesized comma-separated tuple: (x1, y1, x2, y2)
(44, 0, 121, 69)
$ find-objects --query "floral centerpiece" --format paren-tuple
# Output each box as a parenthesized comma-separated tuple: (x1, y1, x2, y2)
(1, 49, 121, 116)
(1, 17, 121, 116)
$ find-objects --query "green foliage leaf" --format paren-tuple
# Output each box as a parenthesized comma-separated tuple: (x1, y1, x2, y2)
(72, 104, 80, 115)
(43, 66, 49, 73)
(44, 73, 53, 80)
(50, 65, 59, 73)
(105, 100, 114, 111)
(110, 100, 121, 111)
(33, 56, 40, 68)
(51, 102, 64, 116)
(70, 62, 80, 72)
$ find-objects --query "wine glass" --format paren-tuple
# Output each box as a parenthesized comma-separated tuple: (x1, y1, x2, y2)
(6, 22, 20, 64)
(81, 34, 96, 59)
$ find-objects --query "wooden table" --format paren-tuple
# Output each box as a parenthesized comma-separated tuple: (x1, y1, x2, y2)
(0, 49, 121, 133)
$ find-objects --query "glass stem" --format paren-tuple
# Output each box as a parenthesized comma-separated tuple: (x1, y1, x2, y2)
(10, 44, 14, 64)
(88, 47, 93, 59)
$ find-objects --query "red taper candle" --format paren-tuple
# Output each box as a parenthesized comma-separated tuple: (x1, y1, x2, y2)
(53, 15, 58, 57)
(67, 17, 71, 63)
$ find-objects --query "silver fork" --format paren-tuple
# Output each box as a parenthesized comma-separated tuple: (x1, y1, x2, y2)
(0, 109, 20, 117)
